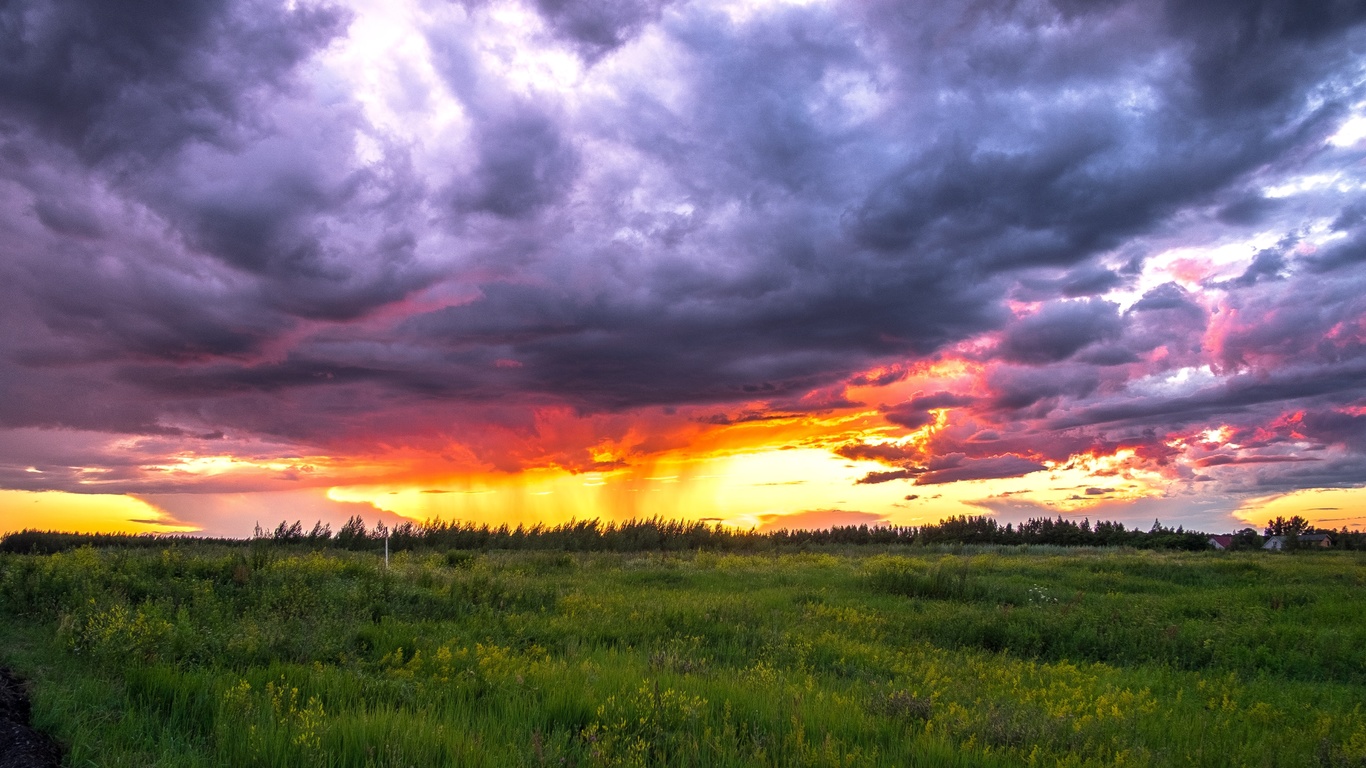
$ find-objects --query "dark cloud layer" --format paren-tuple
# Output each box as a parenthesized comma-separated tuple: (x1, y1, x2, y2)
(998, 300, 1123, 365)
(534, 0, 674, 60)
(2, 0, 1366, 506)
(0, 0, 346, 164)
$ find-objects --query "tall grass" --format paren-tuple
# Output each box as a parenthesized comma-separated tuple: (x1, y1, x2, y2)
(2, 546, 1365, 766)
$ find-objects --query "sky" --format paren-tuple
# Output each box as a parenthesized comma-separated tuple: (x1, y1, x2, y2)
(2, 0, 1366, 537)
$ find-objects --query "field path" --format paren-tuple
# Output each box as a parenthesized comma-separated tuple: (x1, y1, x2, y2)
(0, 667, 62, 768)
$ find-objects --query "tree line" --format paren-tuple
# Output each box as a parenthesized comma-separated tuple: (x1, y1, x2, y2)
(5, 513, 1363, 555)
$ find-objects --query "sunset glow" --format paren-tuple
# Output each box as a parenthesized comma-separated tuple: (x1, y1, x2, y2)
(3, 0, 1366, 537)
(0, 491, 193, 536)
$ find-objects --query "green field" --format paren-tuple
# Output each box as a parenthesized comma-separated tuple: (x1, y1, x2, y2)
(2, 544, 1365, 766)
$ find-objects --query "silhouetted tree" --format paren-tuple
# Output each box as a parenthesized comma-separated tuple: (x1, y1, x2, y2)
(337, 515, 368, 549)
(1265, 515, 1311, 537)
(1230, 528, 1262, 550)
(272, 520, 304, 543)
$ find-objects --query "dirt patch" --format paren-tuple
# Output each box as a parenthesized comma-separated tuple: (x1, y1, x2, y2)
(0, 668, 63, 768)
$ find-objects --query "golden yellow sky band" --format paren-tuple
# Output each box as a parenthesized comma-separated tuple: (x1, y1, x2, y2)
(326, 445, 1026, 531)
(0, 490, 196, 536)
(1234, 487, 1366, 531)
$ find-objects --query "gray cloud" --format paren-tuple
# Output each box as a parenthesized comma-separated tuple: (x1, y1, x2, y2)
(998, 299, 1124, 365)
(915, 455, 1046, 486)
(457, 104, 581, 218)
(1, 0, 1366, 504)
(0, 0, 347, 166)
(534, 0, 674, 61)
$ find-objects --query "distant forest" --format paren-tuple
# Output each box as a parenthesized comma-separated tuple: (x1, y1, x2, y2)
(4, 514, 1364, 555)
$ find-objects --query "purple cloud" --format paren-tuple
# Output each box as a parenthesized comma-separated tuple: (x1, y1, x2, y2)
(0, 0, 1363, 531)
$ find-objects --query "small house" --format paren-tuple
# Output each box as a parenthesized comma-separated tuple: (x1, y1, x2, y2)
(1262, 534, 1331, 551)
(1208, 535, 1233, 550)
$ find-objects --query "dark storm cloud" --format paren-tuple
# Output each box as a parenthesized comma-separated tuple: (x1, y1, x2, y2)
(1195, 454, 1319, 467)
(0, 0, 440, 458)
(1014, 265, 1127, 301)
(1298, 409, 1366, 451)
(881, 405, 934, 430)
(836, 442, 919, 465)
(1119, 283, 1209, 360)
(908, 392, 977, 410)
(1046, 360, 1366, 431)
(847, 366, 908, 387)
(1162, 0, 1366, 116)
(853, 445, 1049, 487)
(1215, 267, 1366, 372)
(338, 0, 1366, 416)
(998, 300, 1123, 365)
(0, 0, 346, 165)
(1, 0, 427, 328)
(1129, 283, 1204, 314)
(1216, 193, 1282, 226)
(3, 0, 1366, 497)
(31, 198, 104, 238)
(147, 123, 428, 321)
(935, 264, 1366, 488)
(849, 243, 1366, 495)
(11, 229, 286, 363)
(834, 0, 1363, 309)
(879, 391, 977, 430)
(1072, 344, 1141, 367)
(986, 364, 1103, 415)
(879, 388, 978, 431)
(458, 104, 581, 218)
(401, 254, 1003, 409)
(1205, 240, 1294, 290)
(1307, 228, 1366, 273)
(914, 454, 1045, 486)
(534, 0, 674, 61)
(856, 469, 920, 485)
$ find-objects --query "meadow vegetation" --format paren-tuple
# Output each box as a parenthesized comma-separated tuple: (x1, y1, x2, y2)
(2, 534, 1365, 766)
